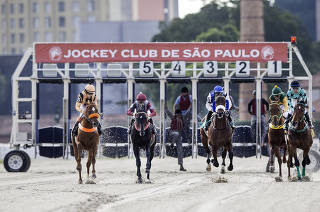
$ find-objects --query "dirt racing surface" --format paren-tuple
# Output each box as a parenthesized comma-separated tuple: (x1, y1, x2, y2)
(1, 156, 320, 212)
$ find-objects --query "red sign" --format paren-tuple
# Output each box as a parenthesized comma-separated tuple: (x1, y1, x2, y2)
(35, 42, 289, 63)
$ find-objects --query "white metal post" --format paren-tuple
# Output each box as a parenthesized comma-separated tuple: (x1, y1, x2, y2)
(256, 62, 262, 158)
(31, 48, 38, 158)
(159, 62, 166, 158)
(63, 63, 70, 159)
(127, 63, 134, 158)
(191, 62, 198, 158)
(95, 63, 103, 158)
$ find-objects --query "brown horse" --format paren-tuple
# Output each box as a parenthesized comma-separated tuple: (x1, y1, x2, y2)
(268, 101, 287, 181)
(287, 102, 313, 181)
(72, 103, 100, 184)
(200, 96, 233, 173)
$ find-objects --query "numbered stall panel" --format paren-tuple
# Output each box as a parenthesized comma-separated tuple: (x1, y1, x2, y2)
(203, 61, 218, 77)
(267, 61, 282, 77)
(236, 61, 250, 77)
(139, 61, 154, 77)
(171, 61, 186, 77)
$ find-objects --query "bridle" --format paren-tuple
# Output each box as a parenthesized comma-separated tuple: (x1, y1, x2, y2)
(269, 102, 283, 128)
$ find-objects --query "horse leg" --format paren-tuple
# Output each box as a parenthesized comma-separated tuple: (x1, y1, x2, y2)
(211, 146, 219, 168)
(86, 150, 93, 184)
(92, 147, 97, 179)
(133, 145, 142, 183)
(269, 147, 275, 173)
(227, 144, 233, 171)
(206, 152, 211, 172)
(221, 147, 227, 174)
(274, 147, 283, 181)
(76, 143, 83, 184)
(201, 130, 211, 171)
(292, 147, 301, 180)
(145, 143, 152, 181)
(282, 143, 287, 164)
(287, 144, 293, 179)
(302, 148, 311, 177)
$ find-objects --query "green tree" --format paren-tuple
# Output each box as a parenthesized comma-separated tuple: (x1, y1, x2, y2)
(195, 24, 240, 41)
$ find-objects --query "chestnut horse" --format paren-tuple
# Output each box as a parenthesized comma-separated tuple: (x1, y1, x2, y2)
(268, 101, 287, 181)
(200, 96, 233, 174)
(72, 103, 100, 184)
(130, 112, 155, 183)
(287, 102, 313, 180)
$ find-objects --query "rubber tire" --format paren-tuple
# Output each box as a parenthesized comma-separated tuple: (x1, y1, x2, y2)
(3, 150, 30, 172)
(20, 151, 31, 172)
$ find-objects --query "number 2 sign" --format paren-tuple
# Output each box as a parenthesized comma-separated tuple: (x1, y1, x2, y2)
(236, 61, 250, 77)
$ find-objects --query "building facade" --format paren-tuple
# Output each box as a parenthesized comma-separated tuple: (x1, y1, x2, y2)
(0, 0, 178, 55)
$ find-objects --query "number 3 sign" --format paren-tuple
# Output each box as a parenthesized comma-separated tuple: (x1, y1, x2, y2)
(236, 61, 250, 77)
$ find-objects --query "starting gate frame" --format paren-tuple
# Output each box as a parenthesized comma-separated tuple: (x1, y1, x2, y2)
(10, 41, 312, 159)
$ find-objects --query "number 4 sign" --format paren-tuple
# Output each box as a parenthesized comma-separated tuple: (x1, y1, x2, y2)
(267, 61, 282, 77)
(171, 61, 186, 77)
(236, 61, 250, 77)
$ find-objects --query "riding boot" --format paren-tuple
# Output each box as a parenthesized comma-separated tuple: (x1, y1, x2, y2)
(305, 112, 313, 128)
(284, 113, 292, 131)
(179, 164, 187, 171)
(205, 111, 213, 131)
(128, 119, 135, 134)
(227, 112, 235, 130)
(97, 122, 102, 135)
(149, 118, 156, 134)
(72, 121, 80, 137)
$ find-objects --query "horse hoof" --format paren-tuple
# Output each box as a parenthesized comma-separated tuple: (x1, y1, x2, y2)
(283, 159, 287, 163)
(270, 166, 275, 173)
(78, 179, 83, 184)
(289, 176, 299, 182)
(92, 174, 96, 179)
(275, 176, 283, 182)
(302, 176, 311, 182)
(85, 180, 96, 184)
(136, 178, 143, 184)
(228, 165, 233, 171)
(206, 166, 211, 172)
(221, 167, 225, 174)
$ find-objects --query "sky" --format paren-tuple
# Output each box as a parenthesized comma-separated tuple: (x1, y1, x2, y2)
(179, 0, 208, 18)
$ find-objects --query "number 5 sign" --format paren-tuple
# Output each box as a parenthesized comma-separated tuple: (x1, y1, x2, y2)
(236, 61, 250, 77)
(139, 61, 154, 77)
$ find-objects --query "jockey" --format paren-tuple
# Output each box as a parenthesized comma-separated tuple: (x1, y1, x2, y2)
(127, 92, 157, 135)
(284, 80, 313, 129)
(268, 85, 288, 123)
(72, 84, 102, 136)
(205, 85, 234, 130)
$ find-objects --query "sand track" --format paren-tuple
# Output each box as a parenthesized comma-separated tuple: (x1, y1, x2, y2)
(1, 156, 320, 212)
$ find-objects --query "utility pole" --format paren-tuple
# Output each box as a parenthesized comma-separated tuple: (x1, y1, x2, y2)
(239, 0, 265, 120)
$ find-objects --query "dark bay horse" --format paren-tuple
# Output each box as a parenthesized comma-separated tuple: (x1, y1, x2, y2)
(268, 101, 287, 181)
(130, 112, 155, 183)
(72, 104, 100, 184)
(200, 96, 233, 173)
(287, 102, 313, 180)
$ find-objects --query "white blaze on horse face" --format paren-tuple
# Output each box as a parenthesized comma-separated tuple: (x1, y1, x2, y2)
(92, 107, 95, 112)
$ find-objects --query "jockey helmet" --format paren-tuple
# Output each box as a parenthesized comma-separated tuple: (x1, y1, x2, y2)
(290, 80, 300, 88)
(214, 85, 224, 96)
(84, 84, 95, 95)
(136, 92, 147, 102)
(272, 85, 283, 96)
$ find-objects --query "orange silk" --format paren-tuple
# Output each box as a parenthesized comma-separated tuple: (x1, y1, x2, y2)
(79, 123, 97, 133)
(89, 113, 100, 119)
